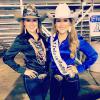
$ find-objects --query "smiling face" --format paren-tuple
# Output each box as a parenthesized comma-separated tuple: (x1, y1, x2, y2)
(24, 18, 38, 35)
(55, 18, 71, 35)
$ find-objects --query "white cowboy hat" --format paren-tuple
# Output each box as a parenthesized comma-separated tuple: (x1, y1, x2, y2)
(54, 3, 76, 19)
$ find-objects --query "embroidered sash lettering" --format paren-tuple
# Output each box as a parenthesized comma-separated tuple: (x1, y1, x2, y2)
(51, 35, 69, 75)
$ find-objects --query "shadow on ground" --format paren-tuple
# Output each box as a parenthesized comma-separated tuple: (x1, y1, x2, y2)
(79, 79, 100, 100)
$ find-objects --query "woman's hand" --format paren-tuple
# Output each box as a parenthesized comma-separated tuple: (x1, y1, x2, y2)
(66, 65, 78, 78)
(24, 69, 38, 79)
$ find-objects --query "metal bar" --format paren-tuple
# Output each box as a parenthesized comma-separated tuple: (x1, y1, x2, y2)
(20, 0, 23, 15)
(75, 6, 92, 26)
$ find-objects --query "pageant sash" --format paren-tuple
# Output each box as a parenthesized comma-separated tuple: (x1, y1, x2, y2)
(51, 35, 69, 75)
(28, 38, 46, 65)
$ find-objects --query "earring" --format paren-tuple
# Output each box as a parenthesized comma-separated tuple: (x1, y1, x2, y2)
(68, 27, 71, 33)
(36, 29, 39, 33)
(25, 28, 27, 34)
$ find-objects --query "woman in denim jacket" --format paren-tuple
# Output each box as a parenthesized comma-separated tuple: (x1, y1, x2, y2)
(49, 3, 98, 100)
(3, 4, 49, 100)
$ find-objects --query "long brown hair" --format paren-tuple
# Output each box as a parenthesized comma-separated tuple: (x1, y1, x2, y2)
(53, 18, 79, 58)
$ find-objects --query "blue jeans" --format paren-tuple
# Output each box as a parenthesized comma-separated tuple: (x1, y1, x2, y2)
(50, 74, 80, 100)
(23, 74, 50, 100)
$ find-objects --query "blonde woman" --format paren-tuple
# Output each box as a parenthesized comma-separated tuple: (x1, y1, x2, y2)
(49, 4, 98, 100)
(3, 4, 49, 100)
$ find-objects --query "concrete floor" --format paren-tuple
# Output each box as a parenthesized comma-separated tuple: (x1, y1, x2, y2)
(0, 53, 100, 100)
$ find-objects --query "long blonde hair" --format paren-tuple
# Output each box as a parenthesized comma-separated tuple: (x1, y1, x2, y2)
(53, 18, 79, 58)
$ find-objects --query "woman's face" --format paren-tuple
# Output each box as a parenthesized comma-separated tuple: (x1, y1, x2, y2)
(24, 18, 38, 34)
(55, 18, 71, 34)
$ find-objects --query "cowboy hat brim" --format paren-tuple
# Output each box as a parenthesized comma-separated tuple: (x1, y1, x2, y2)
(15, 13, 48, 22)
(18, 16, 40, 21)
(53, 13, 77, 19)
(15, 14, 40, 22)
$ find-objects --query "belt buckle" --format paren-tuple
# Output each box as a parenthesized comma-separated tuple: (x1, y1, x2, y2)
(54, 74, 63, 81)
(38, 73, 47, 79)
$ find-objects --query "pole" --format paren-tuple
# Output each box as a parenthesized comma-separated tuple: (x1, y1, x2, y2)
(20, 0, 23, 15)
(81, 0, 84, 36)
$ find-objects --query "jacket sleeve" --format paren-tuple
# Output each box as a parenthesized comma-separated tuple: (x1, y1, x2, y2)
(76, 35, 98, 73)
(3, 36, 26, 74)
